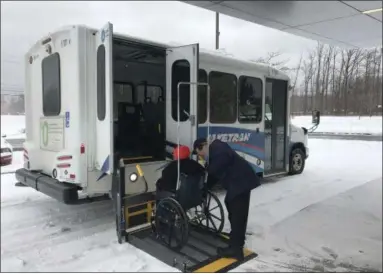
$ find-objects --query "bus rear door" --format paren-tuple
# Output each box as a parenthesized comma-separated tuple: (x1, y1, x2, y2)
(94, 22, 114, 176)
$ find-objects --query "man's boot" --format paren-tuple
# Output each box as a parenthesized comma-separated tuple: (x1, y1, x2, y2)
(217, 246, 244, 261)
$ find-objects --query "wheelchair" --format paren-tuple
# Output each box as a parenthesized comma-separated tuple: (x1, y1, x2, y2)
(152, 172, 225, 250)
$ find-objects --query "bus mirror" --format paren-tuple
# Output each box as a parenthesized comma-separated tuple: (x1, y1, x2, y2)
(312, 110, 320, 125)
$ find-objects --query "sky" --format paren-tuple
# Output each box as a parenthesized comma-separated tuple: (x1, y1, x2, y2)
(1, 1, 318, 91)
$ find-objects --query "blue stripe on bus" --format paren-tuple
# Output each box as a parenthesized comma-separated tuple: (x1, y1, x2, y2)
(97, 155, 109, 181)
(197, 126, 265, 160)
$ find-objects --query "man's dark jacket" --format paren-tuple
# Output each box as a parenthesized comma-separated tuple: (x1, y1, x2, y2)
(156, 159, 206, 192)
(206, 139, 261, 201)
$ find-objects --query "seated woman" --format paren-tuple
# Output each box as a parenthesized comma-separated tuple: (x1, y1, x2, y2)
(156, 145, 206, 206)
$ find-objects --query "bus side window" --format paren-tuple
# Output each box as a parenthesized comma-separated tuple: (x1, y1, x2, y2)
(238, 76, 263, 123)
(197, 69, 208, 124)
(209, 71, 237, 124)
(97, 45, 106, 121)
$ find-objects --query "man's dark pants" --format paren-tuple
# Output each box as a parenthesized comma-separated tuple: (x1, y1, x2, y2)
(225, 190, 251, 249)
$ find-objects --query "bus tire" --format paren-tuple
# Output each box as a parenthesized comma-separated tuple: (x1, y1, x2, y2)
(289, 148, 305, 175)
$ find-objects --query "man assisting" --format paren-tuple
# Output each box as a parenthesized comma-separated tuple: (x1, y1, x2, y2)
(193, 138, 261, 261)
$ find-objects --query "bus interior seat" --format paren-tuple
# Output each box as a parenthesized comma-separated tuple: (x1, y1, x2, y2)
(156, 95, 165, 136)
(154, 95, 166, 159)
(117, 102, 141, 155)
(141, 97, 156, 123)
(141, 96, 165, 159)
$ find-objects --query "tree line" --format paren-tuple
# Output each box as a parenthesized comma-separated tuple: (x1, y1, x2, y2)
(256, 44, 382, 116)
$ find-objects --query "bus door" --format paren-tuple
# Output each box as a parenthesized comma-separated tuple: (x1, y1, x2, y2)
(95, 22, 114, 176)
(264, 78, 288, 175)
(165, 44, 199, 151)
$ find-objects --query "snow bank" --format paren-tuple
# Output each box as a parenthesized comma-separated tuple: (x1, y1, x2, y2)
(1, 115, 26, 139)
(292, 115, 382, 135)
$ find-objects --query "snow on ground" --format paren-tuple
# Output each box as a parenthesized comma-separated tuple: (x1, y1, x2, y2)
(238, 178, 382, 272)
(1, 138, 382, 272)
(231, 139, 382, 272)
(292, 115, 382, 135)
(1, 115, 25, 137)
(1, 114, 382, 271)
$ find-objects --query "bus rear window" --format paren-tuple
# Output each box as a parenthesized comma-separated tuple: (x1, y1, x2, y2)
(97, 45, 106, 121)
(42, 53, 61, 116)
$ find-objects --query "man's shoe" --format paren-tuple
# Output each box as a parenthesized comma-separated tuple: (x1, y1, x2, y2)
(217, 246, 244, 261)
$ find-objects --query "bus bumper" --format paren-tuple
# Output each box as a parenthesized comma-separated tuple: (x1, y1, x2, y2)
(15, 168, 78, 204)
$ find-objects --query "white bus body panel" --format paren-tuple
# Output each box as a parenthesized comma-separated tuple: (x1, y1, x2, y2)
(23, 26, 87, 185)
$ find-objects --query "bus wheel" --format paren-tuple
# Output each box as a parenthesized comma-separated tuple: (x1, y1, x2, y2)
(289, 148, 305, 175)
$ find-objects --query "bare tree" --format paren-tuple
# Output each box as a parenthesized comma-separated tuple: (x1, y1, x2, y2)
(323, 46, 333, 114)
(252, 51, 290, 70)
(330, 48, 338, 114)
(314, 43, 324, 110)
(302, 53, 315, 114)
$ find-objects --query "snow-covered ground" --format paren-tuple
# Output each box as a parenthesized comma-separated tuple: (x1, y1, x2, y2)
(292, 115, 382, 135)
(1, 138, 382, 272)
(1, 115, 25, 139)
(1, 114, 382, 272)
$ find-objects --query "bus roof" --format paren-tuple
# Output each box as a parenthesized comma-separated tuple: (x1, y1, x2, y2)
(28, 24, 290, 80)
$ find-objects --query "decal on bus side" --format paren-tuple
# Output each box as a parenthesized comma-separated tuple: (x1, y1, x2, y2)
(65, 111, 70, 128)
(209, 133, 251, 143)
(101, 28, 109, 43)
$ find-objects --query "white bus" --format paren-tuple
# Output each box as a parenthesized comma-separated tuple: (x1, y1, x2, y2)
(16, 23, 310, 204)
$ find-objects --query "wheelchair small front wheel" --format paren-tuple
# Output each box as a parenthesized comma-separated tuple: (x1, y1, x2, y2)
(155, 197, 189, 249)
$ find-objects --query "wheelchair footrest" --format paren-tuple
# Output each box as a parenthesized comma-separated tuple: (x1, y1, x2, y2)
(126, 225, 257, 272)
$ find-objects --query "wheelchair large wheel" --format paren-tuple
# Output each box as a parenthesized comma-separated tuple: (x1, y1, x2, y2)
(188, 190, 225, 234)
(155, 197, 189, 250)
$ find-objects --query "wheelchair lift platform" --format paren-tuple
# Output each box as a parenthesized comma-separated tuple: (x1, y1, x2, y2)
(117, 190, 257, 272)
(115, 160, 257, 272)
(126, 224, 257, 272)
